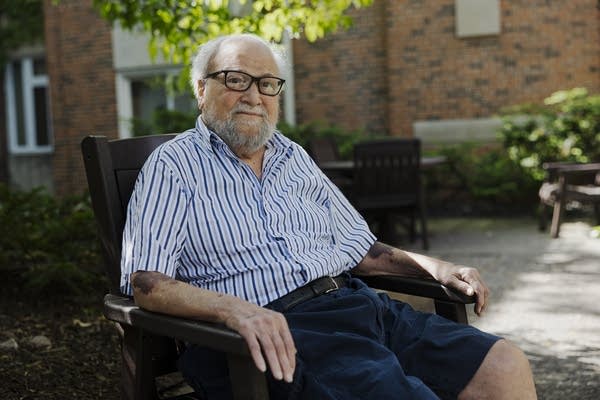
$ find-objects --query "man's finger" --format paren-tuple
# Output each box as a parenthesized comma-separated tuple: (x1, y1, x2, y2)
(269, 313, 296, 382)
(456, 269, 489, 316)
(245, 334, 267, 373)
(282, 326, 297, 381)
(449, 276, 475, 297)
(476, 283, 489, 315)
(465, 277, 488, 315)
(258, 333, 284, 380)
(269, 330, 294, 382)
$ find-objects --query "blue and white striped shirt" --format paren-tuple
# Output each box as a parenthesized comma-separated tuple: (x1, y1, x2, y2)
(121, 117, 376, 306)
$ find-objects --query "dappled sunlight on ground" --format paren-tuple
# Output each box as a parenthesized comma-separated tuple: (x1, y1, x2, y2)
(404, 218, 600, 399)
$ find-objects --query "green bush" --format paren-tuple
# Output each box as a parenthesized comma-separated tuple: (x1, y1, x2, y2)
(427, 143, 539, 214)
(132, 108, 198, 137)
(0, 184, 103, 299)
(499, 88, 600, 181)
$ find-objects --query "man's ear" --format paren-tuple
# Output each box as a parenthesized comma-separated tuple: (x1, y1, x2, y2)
(197, 80, 206, 110)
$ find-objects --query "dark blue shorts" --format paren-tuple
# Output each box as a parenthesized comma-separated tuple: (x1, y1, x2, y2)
(179, 276, 500, 400)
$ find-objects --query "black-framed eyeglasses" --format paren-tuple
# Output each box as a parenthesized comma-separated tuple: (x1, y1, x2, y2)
(204, 70, 285, 96)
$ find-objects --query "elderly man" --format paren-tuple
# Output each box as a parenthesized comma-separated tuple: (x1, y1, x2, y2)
(121, 33, 537, 399)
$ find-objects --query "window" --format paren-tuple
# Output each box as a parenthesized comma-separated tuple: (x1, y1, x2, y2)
(131, 75, 194, 121)
(115, 71, 197, 138)
(4, 57, 52, 153)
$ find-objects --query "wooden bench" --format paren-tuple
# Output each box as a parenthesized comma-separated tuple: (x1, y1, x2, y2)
(538, 162, 600, 238)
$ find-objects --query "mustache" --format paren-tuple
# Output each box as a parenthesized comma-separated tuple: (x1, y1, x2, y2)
(231, 104, 268, 118)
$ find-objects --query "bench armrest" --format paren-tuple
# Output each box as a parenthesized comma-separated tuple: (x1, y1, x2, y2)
(104, 294, 250, 356)
(105, 274, 475, 350)
(555, 162, 600, 174)
(355, 274, 475, 304)
(542, 162, 600, 185)
(104, 294, 270, 399)
(542, 161, 579, 172)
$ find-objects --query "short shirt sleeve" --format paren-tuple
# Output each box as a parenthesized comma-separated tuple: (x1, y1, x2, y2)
(316, 162, 377, 267)
(120, 152, 190, 295)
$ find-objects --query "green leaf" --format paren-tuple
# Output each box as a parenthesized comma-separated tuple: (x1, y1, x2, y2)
(177, 15, 191, 29)
(89, 0, 374, 72)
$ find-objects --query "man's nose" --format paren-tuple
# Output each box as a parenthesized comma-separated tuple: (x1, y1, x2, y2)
(241, 81, 262, 105)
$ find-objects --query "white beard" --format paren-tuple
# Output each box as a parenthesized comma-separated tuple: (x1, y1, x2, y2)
(203, 103, 275, 157)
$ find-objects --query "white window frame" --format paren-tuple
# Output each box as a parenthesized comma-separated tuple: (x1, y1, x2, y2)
(4, 57, 53, 154)
(115, 66, 188, 138)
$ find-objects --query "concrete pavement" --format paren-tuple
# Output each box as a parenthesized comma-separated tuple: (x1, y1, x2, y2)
(403, 217, 600, 399)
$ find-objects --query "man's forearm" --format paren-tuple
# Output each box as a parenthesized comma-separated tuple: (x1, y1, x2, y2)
(131, 270, 237, 323)
(353, 241, 490, 315)
(352, 241, 442, 279)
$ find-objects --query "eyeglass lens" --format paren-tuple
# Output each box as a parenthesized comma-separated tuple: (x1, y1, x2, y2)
(223, 71, 283, 96)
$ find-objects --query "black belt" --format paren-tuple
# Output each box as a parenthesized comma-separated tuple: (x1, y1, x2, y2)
(274, 274, 348, 311)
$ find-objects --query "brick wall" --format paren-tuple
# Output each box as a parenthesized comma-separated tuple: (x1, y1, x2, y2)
(293, 0, 600, 137)
(40, 0, 600, 195)
(293, 1, 389, 136)
(44, 0, 118, 196)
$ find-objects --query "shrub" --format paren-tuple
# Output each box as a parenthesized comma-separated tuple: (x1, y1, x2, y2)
(0, 184, 103, 300)
(131, 108, 198, 137)
(499, 88, 600, 181)
(427, 143, 539, 215)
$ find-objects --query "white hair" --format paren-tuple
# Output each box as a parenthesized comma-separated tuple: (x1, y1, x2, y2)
(189, 34, 288, 101)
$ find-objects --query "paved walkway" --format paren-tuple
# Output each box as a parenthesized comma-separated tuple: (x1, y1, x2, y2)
(404, 217, 600, 399)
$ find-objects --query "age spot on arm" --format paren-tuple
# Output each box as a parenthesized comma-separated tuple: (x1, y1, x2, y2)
(131, 271, 171, 295)
(367, 242, 395, 259)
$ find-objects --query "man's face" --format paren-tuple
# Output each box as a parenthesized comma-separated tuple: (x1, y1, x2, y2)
(199, 38, 281, 157)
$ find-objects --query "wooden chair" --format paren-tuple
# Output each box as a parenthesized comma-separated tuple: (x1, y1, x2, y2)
(307, 137, 340, 164)
(81, 134, 473, 400)
(352, 138, 429, 250)
(538, 161, 600, 238)
(307, 137, 353, 195)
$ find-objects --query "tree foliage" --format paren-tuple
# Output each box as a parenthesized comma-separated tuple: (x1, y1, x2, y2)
(93, 0, 373, 79)
(0, 0, 45, 65)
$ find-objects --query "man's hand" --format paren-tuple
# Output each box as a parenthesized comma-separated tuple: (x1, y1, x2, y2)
(221, 300, 296, 383)
(131, 271, 296, 382)
(434, 264, 490, 316)
(354, 242, 490, 316)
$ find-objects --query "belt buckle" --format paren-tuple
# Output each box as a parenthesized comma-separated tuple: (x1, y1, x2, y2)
(323, 276, 339, 294)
